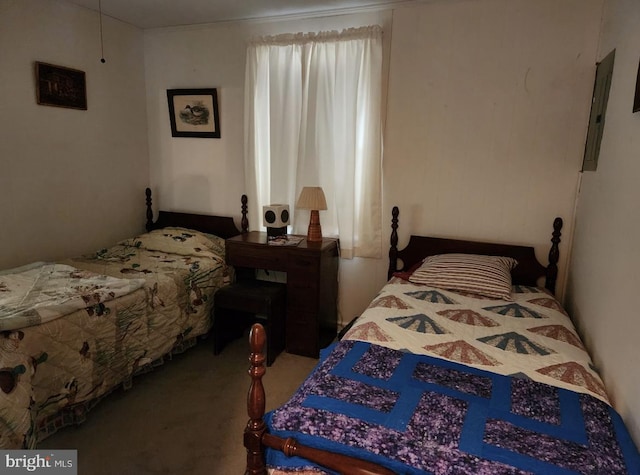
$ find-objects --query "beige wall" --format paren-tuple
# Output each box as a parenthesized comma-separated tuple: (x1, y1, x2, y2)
(384, 0, 602, 294)
(144, 0, 603, 326)
(143, 10, 394, 325)
(565, 0, 640, 446)
(0, 0, 149, 270)
(143, 10, 393, 217)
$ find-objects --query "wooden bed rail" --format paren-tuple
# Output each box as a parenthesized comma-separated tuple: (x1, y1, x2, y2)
(245, 324, 395, 475)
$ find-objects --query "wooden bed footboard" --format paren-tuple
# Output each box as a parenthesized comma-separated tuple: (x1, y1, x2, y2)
(245, 323, 395, 475)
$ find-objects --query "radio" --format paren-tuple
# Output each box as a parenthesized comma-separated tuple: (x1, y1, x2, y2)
(262, 204, 290, 237)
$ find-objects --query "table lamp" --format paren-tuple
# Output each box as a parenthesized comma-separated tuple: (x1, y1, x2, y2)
(296, 187, 327, 242)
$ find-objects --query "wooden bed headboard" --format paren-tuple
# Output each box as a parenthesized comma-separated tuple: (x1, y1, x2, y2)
(387, 207, 563, 294)
(144, 188, 249, 239)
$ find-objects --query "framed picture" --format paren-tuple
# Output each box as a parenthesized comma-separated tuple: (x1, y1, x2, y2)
(35, 62, 87, 110)
(167, 88, 220, 138)
(634, 58, 640, 113)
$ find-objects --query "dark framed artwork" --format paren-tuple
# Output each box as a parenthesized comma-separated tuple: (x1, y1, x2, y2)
(634, 58, 640, 113)
(167, 88, 220, 138)
(35, 62, 87, 110)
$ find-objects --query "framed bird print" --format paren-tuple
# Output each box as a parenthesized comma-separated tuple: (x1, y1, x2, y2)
(166, 88, 220, 138)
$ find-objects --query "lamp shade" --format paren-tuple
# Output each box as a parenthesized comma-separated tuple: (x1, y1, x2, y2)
(296, 187, 327, 243)
(296, 187, 327, 211)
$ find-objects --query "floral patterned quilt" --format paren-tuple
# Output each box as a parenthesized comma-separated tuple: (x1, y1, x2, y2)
(0, 262, 145, 331)
(265, 277, 640, 474)
(0, 228, 230, 449)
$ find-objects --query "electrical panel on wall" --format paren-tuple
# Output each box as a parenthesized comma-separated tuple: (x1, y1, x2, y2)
(582, 49, 615, 172)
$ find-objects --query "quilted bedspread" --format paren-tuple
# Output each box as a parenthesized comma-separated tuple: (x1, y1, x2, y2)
(265, 278, 640, 474)
(0, 262, 145, 331)
(0, 228, 229, 449)
(343, 278, 608, 402)
(267, 340, 640, 474)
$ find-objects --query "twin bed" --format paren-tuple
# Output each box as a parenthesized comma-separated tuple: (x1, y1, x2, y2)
(245, 207, 640, 474)
(3, 190, 639, 473)
(0, 189, 247, 449)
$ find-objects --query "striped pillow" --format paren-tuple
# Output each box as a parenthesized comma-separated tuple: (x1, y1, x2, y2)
(408, 253, 517, 300)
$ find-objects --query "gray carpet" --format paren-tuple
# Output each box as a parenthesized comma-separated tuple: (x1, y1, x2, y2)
(39, 333, 319, 474)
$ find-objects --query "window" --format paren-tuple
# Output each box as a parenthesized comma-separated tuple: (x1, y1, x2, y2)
(244, 26, 383, 258)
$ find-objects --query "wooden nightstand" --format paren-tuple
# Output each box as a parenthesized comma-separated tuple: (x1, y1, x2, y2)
(225, 231, 339, 358)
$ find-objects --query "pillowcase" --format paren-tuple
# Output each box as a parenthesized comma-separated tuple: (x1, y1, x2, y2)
(120, 227, 225, 259)
(408, 253, 517, 300)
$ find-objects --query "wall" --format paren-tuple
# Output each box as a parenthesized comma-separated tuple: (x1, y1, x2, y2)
(144, 0, 603, 326)
(144, 10, 394, 325)
(565, 0, 640, 446)
(384, 0, 602, 291)
(0, 0, 149, 270)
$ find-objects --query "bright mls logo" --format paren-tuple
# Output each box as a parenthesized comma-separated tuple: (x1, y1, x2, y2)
(1, 451, 77, 474)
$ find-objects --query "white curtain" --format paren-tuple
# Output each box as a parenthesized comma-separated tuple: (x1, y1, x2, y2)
(244, 26, 383, 258)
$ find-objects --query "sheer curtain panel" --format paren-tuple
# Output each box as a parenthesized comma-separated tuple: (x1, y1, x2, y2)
(244, 26, 383, 258)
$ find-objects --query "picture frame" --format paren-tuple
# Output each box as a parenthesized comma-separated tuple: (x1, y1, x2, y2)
(634, 58, 640, 113)
(35, 62, 87, 110)
(167, 88, 220, 138)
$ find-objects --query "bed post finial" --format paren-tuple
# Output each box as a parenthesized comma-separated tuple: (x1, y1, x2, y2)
(388, 206, 399, 280)
(145, 188, 154, 232)
(245, 323, 267, 475)
(545, 217, 563, 294)
(241, 195, 249, 234)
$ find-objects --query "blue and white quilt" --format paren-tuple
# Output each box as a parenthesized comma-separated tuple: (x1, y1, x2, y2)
(267, 340, 640, 474)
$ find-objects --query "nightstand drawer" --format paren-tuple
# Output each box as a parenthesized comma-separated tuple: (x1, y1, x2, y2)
(286, 317, 319, 357)
(288, 254, 319, 273)
(286, 310, 316, 325)
(287, 280, 319, 311)
(226, 245, 287, 271)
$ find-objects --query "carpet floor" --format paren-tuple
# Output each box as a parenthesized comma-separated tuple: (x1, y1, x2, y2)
(39, 333, 319, 474)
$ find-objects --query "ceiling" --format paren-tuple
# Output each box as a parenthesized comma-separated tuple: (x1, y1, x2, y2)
(64, 0, 413, 29)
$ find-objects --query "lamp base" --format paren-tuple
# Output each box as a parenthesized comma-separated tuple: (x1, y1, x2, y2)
(306, 210, 323, 242)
